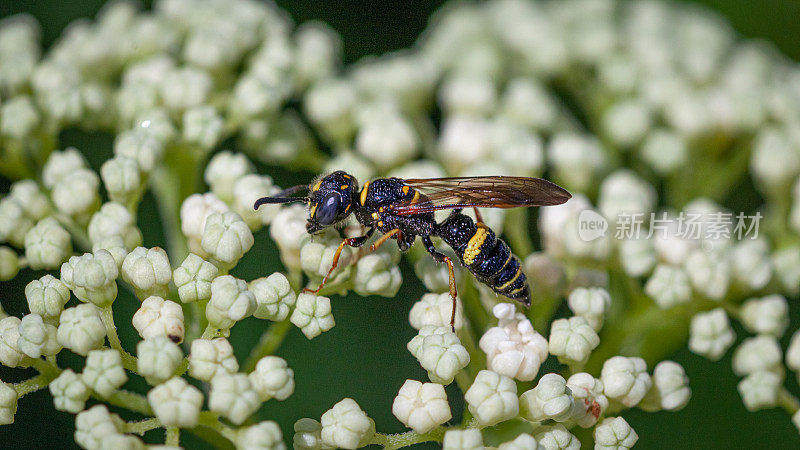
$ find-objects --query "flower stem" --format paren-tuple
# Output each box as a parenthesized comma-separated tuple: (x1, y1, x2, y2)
(370, 426, 449, 450)
(12, 372, 55, 397)
(104, 389, 153, 416)
(198, 411, 238, 443)
(243, 319, 292, 372)
(165, 427, 180, 446)
(125, 417, 162, 435)
(779, 388, 800, 415)
(99, 306, 139, 372)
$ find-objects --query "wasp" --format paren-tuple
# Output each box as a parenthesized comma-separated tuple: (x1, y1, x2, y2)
(254, 171, 571, 330)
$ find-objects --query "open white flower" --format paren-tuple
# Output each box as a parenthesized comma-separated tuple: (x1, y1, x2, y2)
(173, 253, 219, 304)
(392, 379, 451, 434)
(249, 356, 295, 401)
(464, 369, 518, 426)
(136, 336, 183, 385)
(57, 304, 106, 356)
(250, 273, 296, 322)
(209, 373, 261, 425)
(600, 356, 652, 407)
(49, 369, 91, 413)
(479, 306, 548, 381)
(548, 316, 600, 365)
(25, 275, 70, 320)
(594, 417, 638, 450)
(320, 398, 376, 449)
(121, 247, 171, 299)
(132, 296, 185, 343)
(82, 349, 128, 397)
(407, 326, 470, 385)
(290, 293, 335, 339)
(148, 377, 204, 428)
(189, 338, 239, 382)
(519, 373, 576, 423)
(689, 308, 736, 360)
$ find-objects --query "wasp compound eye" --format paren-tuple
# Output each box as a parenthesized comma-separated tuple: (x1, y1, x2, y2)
(316, 192, 341, 225)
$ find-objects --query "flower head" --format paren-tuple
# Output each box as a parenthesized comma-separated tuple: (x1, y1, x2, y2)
(392, 379, 451, 434)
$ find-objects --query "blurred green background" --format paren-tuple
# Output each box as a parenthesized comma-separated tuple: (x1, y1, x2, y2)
(1, 1, 800, 449)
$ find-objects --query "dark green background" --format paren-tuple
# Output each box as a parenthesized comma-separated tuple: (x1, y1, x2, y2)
(1, 1, 800, 449)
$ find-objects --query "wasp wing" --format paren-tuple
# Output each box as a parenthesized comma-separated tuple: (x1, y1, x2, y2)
(390, 176, 571, 216)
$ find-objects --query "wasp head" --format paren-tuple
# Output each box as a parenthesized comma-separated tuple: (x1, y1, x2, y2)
(305, 171, 359, 234)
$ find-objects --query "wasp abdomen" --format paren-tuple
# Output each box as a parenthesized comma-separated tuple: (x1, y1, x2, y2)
(436, 213, 530, 306)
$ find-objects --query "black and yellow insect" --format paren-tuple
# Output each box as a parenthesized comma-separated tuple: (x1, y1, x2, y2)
(254, 171, 571, 329)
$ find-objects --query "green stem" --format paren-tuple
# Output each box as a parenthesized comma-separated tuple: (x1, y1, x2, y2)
(779, 388, 800, 415)
(198, 411, 238, 443)
(12, 372, 55, 397)
(104, 389, 153, 416)
(165, 427, 180, 446)
(243, 319, 292, 372)
(370, 426, 449, 450)
(99, 306, 138, 372)
(125, 417, 162, 435)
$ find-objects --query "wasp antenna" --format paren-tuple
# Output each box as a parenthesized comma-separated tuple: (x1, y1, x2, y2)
(253, 184, 309, 210)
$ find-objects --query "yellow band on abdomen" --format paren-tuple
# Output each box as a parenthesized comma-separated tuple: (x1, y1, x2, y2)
(463, 225, 489, 265)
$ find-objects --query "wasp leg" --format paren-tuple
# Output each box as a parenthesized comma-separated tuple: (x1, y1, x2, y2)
(369, 228, 403, 252)
(304, 229, 374, 294)
(472, 207, 484, 224)
(421, 235, 458, 332)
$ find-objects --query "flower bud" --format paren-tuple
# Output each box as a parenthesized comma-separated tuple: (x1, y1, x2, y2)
(180, 192, 230, 256)
(189, 337, 238, 382)
(566, 372, 608, 428)
(204, 151, 254, 203)
(640, 361, 691, 412)
(82, 349, 127, 397)
(738, 370, 782, 411)
(209, 373, 261, 425)
(602, 100, 651, 147)
(303, 79, 357, 144)
(60, 250, 119, 307)
(598, 169, 656, 220)
(24, 218, 72, 270)
(250, 273, 296, 322)
(52, 168, 101, 220)
(42, 147, 86, 189)
(136, 336, 183, 385)
(464, 370, 518, 426)
(25, 275, 70, 320)
(57, 304, 106, 356)
(740, 295, 789, 338)
(407, 326, 470, 385)
(9, 180, 50, 220)
(0, 198, 33, 248)
(0, 381, 17, 425)
(236, 421, 286, 450)
(534, 424, 580, 450)
(101, 156, 143, 206)
(173, 253, 219, 304)
(201, 211, 254, 269)
(49, 369, 90, 413)
(619, 237, 656, 277)
(249, 356, 295, 401)
(290, 293, 335, 339)
(732, 335, 782, 376)
(74, 405, 125, 450)
(1, 316, 34, 368)
(135, 108, 176, 145)
(270, 204, 309, 270)
(17, 313, 60, 358)
(519, 373, 576, 423)
(567, 288, 611, 331)
(88, 202, 142, 251)
(354, 250, 402, 297)
(320, 398, 375, 450)
(300, 229, 353, 284)
(408, 293, 464, 331)
(208, 275, 256, 330)
(731, 239, 772, 291)
(500, 78, 558, 132)
(183, 105, 224, 150)
(644, 264, 691, 309)
(1, 95, 39, 139)
(293, 418, 331, 450)
(548, 316, 600, 365)
(689, 308, 735, 360)
(160, 67, 212, 111)
(0, 246, 20, 281)
(392, 379, 451, 434)
(594, 417, 638, 450)
(113, 127, 164, 173)
(442, 429, 483, 450)
(600, 356, 652, 407)
(148, 377, 203, 428)
(355, 112, 418, 171)
(233, 174, 281, 230)
(132, 296, 184, 343)
(639, 129, 687, 175)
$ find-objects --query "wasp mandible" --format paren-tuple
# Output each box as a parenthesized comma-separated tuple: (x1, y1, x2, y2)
(254, 171, 571, 330)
